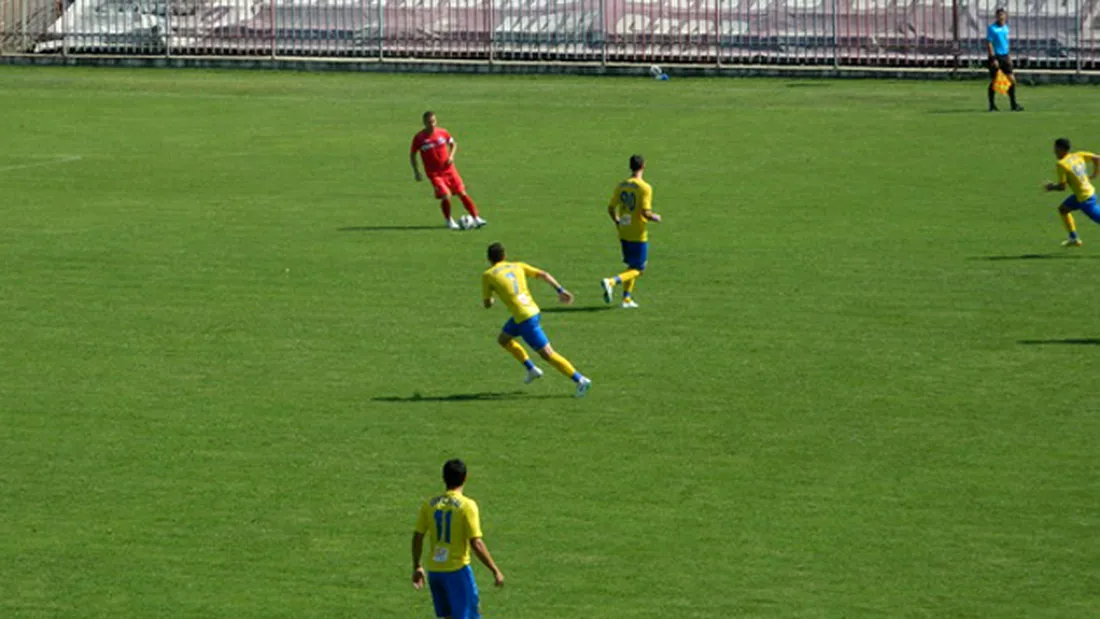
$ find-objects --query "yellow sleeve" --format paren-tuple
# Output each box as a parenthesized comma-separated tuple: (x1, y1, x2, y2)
(464, 499, 483, 539)
(481, 272, 493, 301)
(414, 500, 432, 534)
(639, 183, 653, 214)
(520, 262, 542, 278)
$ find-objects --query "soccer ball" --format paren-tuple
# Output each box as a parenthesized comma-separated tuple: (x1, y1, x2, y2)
(458, 214, 476, 230)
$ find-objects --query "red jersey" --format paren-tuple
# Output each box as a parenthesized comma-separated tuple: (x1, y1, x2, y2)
(411, 128, 455, 176)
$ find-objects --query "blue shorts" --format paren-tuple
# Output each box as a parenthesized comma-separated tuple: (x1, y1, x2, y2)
(502, 312, 550, 350)
(621, 240, 649, 271)
(428, 566, 480, 619)
(1061, 194, 1100, 224)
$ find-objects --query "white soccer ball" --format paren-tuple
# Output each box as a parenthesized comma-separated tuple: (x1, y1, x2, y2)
(649, 65, 663, 78)
(458, 214, 476, 230)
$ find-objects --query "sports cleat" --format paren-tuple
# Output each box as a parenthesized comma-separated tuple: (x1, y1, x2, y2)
(474, 216, 488, 228)
(524, 366, 544, 384)
(988, 105, 1000, 112)
(574, 376, 591, 398)
(601, 279, 614, 304)
(447, 219, 460, 230)
(1011, 104, 1025, 112)
(1062, 238, 1083, 247)
(621, 299, 639, 309)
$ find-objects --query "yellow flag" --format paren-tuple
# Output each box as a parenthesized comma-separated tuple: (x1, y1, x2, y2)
(993, 70, 1011, 95)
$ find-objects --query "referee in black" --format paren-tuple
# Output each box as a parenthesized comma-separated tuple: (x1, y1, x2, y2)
(986, 8, 1023, 112)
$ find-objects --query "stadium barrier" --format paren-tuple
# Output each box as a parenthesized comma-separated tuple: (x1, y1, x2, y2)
(1, 0, 1097, 71)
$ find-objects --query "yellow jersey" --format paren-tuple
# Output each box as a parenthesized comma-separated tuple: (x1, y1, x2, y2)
(482, 261, 541, 323)
(1057, 151, 1097, 201)
(609, 176, 654, 242)
(415, 490, 483, 573)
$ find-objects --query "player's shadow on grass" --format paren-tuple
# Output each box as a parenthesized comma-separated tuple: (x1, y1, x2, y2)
(541, 305, 616, 314)
(372, 391, 571, 403)
(1018, 338, 1100, 346)
(972, 254, 1100, 261)
(927, 109, 983, 115)
(338, 225, 441, 232)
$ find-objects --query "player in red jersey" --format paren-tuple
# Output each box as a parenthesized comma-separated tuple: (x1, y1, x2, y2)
(410, 111, 486, 230)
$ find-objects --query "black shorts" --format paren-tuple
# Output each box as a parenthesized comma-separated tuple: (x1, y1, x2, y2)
(989, 54, 1013, 77)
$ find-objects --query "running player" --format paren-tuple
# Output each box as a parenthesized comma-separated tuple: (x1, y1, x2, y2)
(412, 459, 504, 619)
(1045, 138, 1099, 247)
(601, 154, 662, 308)
(482, 242, 592, 398)
(410, 111, 486, 230)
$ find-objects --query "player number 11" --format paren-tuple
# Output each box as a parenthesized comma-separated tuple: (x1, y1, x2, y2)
(434, 510, 452, 543)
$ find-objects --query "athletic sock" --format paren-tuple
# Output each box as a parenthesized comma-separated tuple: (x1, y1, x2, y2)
(502, 339, 529, 364)
(571, 371, 583, 383)
(459, 194, 479, 218)
(546, 352, 577, 379)
(623, 278, 636, 297)
(987, 84, 996, 108)
(523, 359, 535, 370)
(615, 269, 641, 285)
(1008, 85, 1018, 107)
(1062, 212, 1078, 239)
(440, 198, 452, 220)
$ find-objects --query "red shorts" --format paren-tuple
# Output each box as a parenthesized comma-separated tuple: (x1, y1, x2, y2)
(428, 168, 465, 199)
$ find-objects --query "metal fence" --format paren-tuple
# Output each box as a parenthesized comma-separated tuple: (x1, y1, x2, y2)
(1, 0, 1097, 70)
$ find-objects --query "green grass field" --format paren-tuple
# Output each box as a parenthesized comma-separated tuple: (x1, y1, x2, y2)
(1, 66, 1098, 618)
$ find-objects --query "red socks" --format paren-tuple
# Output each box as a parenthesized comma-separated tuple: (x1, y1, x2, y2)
(459, 194, 479, 218)
(440, 198, 452, 220)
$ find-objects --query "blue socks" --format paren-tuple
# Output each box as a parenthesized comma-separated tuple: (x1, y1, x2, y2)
(571, 372, 582, 383)
(523, 359, 535, 370)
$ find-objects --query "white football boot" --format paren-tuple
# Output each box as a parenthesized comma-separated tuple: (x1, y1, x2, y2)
(574, 376, 592, 398)
(524, 366, 544, 384)
(601, 279, 614, 304)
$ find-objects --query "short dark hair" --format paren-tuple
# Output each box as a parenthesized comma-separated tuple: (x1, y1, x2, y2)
(423, 110, 435, 121)
(443, 459, 467, 489)
(629, 154, 645, 172)
(995, 7, 1006, 14)
(1055, 138, 1072, 151)
(487, 242, 506, 264)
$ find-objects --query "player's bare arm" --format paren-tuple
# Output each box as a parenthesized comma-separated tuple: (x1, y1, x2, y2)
(446, 141, 457, 166)
(644, 210, 662, 223)
(410, 152, 422, 182)
(483, 297, 494, 309)
(608, 206, 620, 225)
(411, 532, 427, 589)
(987, 41, 997, 64)
(1090, 155, 1100, 179)
(535, 270, 574, 304)
(470, 538, 505, 587)
(1045, 181, 1066, 192)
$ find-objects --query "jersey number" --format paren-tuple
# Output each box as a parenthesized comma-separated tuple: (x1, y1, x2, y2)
(433, 510, 452, 543)
(505, 271, 520, 294)
(620, 191, 636, 211)
(1072, 162, 1087, 180)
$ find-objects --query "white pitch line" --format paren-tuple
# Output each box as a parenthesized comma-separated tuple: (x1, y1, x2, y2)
(0, 155, 83, 173)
